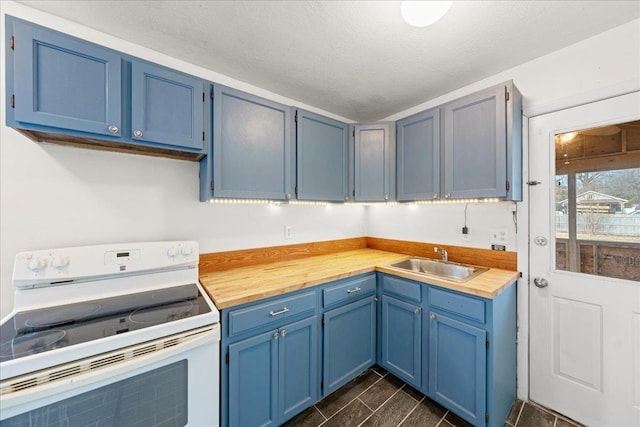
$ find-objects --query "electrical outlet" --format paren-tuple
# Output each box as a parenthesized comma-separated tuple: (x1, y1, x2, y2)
(284, 225, 292, 239)
(490, 228, 508, 244)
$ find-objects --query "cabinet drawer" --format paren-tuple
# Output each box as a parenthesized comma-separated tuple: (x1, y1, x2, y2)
(228, 291, 316, 336)
(429, 287, 485, 323)
(381, 275, 422, 303)
(323, 275, 376, 308)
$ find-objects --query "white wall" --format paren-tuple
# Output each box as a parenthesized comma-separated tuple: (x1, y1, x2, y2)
(1, 0, 639, 402)
(367, 202, 518, 250)
(0, 1, 365, 319)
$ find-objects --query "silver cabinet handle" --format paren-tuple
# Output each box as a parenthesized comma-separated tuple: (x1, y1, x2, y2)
(280, 330, 286, 337)
(133, 130, 143, 137)
(384, 195, 389, 200)
(286, 193, 291, 200)
(273, 332, 279, 340)
(346, 287, 362, 294)
(429, 313, 436, 320)
(108, 125, 119, 134)
(414, 308, 420, 315)
(445, 193, 451, 199)
(373, 296, 378, 302)
(269, 307, 289, 317)
(432, 193, 439, 199)
(533, 277, 549, 288)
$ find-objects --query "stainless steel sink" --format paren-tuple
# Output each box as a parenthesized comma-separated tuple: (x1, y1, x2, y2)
(390, 257, 488, 282)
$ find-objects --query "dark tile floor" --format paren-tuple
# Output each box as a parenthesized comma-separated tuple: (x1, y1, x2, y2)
(283, 366, 585, 427)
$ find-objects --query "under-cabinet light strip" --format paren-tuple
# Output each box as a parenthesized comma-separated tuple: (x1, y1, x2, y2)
(207, 198, 502, 205)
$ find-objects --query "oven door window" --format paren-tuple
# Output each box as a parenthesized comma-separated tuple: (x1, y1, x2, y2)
(3, 360, 188, 427)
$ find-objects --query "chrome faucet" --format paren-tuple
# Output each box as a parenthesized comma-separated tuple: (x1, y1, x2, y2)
(434, 247, 448, 262)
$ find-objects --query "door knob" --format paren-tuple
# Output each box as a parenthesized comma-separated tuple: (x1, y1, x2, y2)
(533, 277, 549, 288)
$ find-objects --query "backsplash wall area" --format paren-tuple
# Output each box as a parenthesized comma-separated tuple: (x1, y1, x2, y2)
(0, 135, 367, 317)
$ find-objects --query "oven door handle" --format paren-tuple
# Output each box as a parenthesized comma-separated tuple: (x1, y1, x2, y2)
(0, 325, 219, 415)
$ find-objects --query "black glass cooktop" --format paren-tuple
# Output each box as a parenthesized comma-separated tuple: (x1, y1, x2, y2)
(0, 284, 211, 363)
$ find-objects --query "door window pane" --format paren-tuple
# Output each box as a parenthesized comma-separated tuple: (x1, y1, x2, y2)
(554, 121, 640, 281)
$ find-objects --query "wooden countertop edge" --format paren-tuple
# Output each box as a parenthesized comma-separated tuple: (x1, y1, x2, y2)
(374, 265, 520, 299)
(207, 266, 380, 309)
(200, 249, 519, 309)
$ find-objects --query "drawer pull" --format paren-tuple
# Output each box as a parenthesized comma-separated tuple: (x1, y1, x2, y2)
(269, 307, 289, 317)
(346, 287, 362, 294)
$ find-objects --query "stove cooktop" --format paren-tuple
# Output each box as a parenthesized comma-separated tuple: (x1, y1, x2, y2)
(0, 283, 211, 363)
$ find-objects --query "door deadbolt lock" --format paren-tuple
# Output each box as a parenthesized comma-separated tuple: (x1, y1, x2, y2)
(534, 236, 548, 246)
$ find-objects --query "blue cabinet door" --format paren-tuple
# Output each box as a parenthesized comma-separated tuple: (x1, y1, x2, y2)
(429, 311, 486, 426)
(12, 21, 122, 137)
(131, 61, 205, 150)
(380, 295, 421, 388)
(443, 85, 507, 199)
(212, 85, 293, 200)
(228, 329, 279, 427)
(296, 110, 349, 202)
(323, 297, 376, 395)
(396, 108, 441, 201)
(354, 123, 395, 202)
(279, 316, 318, 423)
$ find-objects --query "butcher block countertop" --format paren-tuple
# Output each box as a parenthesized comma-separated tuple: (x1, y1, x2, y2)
(199, 249, 519, 309)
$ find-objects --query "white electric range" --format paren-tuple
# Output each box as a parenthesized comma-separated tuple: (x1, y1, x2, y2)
(0, 241, 220, 426)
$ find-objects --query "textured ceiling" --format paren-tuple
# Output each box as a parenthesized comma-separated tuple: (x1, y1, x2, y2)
(16, 1, 640, 122)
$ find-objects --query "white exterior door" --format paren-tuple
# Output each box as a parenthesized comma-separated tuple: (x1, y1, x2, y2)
(528, 92, 640, 427)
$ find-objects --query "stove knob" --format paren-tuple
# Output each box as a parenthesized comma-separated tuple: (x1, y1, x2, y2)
(167, 247, 179, 258)
(28, 258, 47, 271)
(52, 255, 70, 269)
(181, 246, 193, 256)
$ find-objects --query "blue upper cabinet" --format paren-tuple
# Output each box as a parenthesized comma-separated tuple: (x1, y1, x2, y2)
(12, 19, 122, 137)
(295, 110, 349, 202)
(396, 108, 441, 201)
(443, 82, 522, 201)
(7, 17, 208, 161)
(209, 85, 293, 200)
(353, 123, 396, 202)
(131, 60, 205, 151)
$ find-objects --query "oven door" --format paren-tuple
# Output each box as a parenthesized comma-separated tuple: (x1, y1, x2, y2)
(0, 325, 220, 427)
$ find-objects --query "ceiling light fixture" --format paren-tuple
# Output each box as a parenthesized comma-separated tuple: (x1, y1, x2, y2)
(558, 131, 578, 143)
(401, 1, 452, 27)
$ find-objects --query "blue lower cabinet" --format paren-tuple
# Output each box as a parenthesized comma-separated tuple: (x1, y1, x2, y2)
(429, 311, 487, 426)
(380, 295, 421, 388)
(279, 316, 319, 421)
(227, 316, 318, 427)
(323, 296, 376, 395)
(228, 329, 279, 427)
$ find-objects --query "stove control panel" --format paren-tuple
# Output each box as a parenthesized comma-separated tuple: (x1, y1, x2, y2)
(12, 241, 199, 289)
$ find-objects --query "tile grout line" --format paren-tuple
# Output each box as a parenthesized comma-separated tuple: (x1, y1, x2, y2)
(313, 404, 328, 421)
(316, 371, 386, 425)
(514, 400, 525, 426)
(396, 395, 425, 426)
(356, 386, 405, 426)
(434, 410, 450, 427)
(357, 396, 376, 413)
